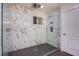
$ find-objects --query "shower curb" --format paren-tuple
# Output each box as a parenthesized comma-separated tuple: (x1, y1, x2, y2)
(43, 49, 59, 56)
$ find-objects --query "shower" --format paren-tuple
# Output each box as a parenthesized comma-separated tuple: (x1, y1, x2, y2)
(1, 3, 61, 56)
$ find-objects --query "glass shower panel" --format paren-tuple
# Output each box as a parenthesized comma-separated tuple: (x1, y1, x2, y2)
(3, 4, 12, 55)
(0, 3, 2, 56)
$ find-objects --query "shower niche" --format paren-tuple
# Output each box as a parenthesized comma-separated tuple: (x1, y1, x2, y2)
(33, 16, 43, 25)
(49, 15, 53, 32)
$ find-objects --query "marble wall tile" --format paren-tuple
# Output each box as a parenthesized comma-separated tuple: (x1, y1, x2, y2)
(46, 10, 60, 48)
(3, 3, 47, 54)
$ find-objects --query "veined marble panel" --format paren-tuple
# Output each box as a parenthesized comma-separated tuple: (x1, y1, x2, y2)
(46, 10, 60, 48)
(3, 3, 47, 54)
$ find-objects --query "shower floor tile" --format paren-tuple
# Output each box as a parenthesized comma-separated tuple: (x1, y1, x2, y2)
(48, 50, 72, 56)
(8, 43, 57, 56)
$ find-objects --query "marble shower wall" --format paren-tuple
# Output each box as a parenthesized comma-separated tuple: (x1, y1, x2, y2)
(46, 9, 60, 48)
(3, 4, 47, 54)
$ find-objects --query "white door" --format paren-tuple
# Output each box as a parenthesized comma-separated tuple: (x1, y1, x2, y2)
(61, 5, 79, 55)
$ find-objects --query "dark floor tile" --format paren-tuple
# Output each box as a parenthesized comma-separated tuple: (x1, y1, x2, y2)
(48, 50, 72, 56)
(8, 43, 57, 56)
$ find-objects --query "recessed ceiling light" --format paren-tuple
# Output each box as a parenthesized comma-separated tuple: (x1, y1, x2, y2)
(40, 5, 44, 8)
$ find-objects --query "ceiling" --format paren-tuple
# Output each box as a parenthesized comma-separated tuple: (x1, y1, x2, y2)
(36, 3, 62, 13)
(13, 3, 63, 14)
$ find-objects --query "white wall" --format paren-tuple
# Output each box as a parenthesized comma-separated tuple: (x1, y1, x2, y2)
(3, 4, 47, 55)
(61, 3, 79, 56)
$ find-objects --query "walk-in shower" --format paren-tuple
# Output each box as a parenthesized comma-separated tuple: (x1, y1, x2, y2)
(1, 3, 61, 56)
